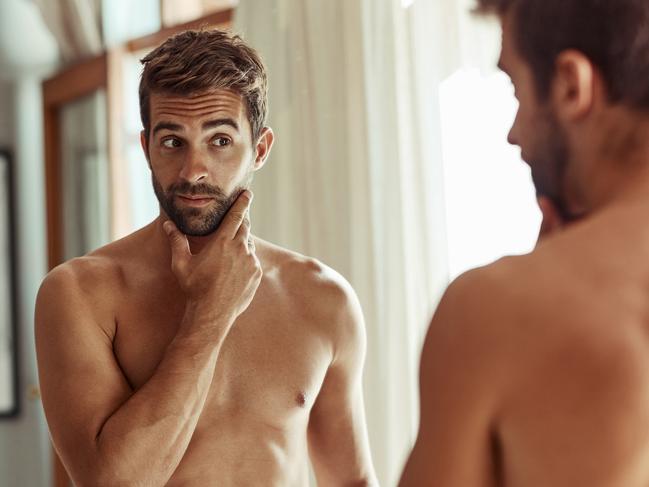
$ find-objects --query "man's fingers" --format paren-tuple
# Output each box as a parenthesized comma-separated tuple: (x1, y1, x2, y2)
(537, 196, 564, 241)
(163, 220, 191, 271)
(235, 214, 252, 250)
(220, 190, 253, 239)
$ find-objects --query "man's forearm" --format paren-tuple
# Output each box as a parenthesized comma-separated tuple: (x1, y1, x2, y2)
(87, 303, 229, 486)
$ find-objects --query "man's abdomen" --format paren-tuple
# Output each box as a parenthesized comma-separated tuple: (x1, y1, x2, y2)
(167, 415, 311, 486)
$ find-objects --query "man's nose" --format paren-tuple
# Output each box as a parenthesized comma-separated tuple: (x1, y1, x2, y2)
(507, 120, 518, 146)
(178, 150, 208, 183)
(507, 108, 522, 147)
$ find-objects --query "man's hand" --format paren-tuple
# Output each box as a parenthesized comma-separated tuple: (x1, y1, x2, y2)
(537, 195, 564, 245)
(163, 190, 262, 325)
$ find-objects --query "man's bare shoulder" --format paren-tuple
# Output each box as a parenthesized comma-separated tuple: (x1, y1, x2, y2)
(256, 238, 356, 303)
(37, 254, 123, 322)
(422, 260, 518, 372)
(34, 257, 123, 352)
(432, 234, 649, 404)
(36, 225, 156, 325)
(41, 253, 121, 296)
(436, 243, 608, 354)
(423, 247, 583, 374)
(255, 238, 364, 343)
(41, 223, 158, 297)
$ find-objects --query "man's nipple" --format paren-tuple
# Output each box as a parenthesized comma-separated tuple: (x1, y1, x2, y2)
(295, 391, 307, 408)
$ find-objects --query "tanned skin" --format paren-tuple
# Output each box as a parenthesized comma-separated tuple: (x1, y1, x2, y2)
(400, 11, 649, 487)
(35, 89, 376, 486)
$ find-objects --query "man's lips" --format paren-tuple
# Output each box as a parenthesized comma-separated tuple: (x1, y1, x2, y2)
(176, 194, 215, 207)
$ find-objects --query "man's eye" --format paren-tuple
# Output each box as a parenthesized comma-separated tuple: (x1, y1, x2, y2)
(212, 137, 231, 147)
(162, 138, 182, 148)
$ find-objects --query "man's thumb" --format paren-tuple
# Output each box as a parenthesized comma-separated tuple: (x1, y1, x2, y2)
(538, 196, 563, 240)
(163, 221, 190, 270)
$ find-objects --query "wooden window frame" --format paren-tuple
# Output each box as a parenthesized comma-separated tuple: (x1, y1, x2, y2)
(159, 0, 237, 29)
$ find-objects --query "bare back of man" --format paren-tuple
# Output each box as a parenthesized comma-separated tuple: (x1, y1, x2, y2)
(491, 197, 649, 487)
(36, 208, 374, 486)
(401, 191, 649, 487)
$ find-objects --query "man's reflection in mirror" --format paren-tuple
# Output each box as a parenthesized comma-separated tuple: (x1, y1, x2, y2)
(35, 30, 377, 487)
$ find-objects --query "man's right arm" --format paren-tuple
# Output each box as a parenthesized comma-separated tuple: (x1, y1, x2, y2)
(35, 191, 260, 487)
(36, 273, 228, 486)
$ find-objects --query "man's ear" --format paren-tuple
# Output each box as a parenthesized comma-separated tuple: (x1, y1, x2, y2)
(253, 127, 275, 171)
(551, 50, 600, 122)
(140, 130, 151, 169)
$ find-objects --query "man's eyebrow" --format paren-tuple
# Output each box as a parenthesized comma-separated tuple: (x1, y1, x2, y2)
(152, 121, 184, 135)
(152, 118, 240, 136)
(202, 118, 240, 131)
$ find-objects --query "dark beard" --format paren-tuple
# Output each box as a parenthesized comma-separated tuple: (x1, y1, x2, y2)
(529, 110, 573, 221)
(152, 173, 251, 237)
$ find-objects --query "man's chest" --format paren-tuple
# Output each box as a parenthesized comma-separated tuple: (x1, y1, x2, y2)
(112, 287, 332, 427)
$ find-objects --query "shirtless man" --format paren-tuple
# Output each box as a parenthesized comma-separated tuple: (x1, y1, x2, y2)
(35, 30, 376, 486)
(400, 1, 649, 486)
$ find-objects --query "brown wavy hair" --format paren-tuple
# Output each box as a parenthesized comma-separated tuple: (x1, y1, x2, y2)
(476, 0, 649, 110)
(139, 29, 268, 143)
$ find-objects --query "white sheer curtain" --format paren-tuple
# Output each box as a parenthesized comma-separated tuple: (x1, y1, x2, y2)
(33, 0, 163, 59)
(32, 0, 103, 62)
(235, 1, 461, 484)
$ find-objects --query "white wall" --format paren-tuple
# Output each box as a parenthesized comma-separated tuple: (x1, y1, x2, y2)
(0, 77, 53, 487)
(0, 1, 59, 484)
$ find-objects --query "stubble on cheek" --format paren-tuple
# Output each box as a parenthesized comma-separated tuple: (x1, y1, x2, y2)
(532, 112, 565, 185)
(151, 167, 255, 236)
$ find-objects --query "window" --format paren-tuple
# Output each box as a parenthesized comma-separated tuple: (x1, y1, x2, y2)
(161, 0, 238, 27)
(440, 67, 541, 280)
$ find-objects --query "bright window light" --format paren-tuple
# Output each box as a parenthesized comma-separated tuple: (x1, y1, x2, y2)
(439, 68, 541, 280)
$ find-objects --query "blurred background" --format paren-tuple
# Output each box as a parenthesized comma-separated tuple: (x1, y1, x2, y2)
(0, 0, 540, 485)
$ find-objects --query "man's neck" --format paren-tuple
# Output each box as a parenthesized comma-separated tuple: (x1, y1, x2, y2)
(567, 110, 649, 217)
(587, 148, 649, 215)
(186, 232, 216, 255)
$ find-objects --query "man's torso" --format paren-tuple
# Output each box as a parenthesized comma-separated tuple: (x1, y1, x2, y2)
(81, 225, 337, 486)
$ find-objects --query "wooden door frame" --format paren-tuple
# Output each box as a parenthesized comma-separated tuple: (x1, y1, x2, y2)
(43, 54, 108, 271)
(43, 9, 233, 487)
